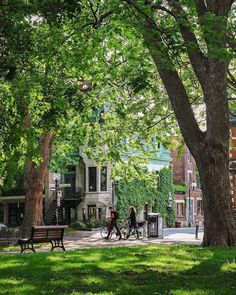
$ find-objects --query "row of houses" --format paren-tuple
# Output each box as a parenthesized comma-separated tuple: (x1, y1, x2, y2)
(0, 141, 205, 227)
(2, 111, 236, 228)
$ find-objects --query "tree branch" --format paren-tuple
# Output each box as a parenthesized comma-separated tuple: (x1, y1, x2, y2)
(167, 0, 208, 92)
(92, 10, 113, 29)
(88, 0, 98, 24)
(144, 17, 205, 154)
(195, 0, 207, 17)
(150, 3, 175, 17)
(144, 112, 175, 131)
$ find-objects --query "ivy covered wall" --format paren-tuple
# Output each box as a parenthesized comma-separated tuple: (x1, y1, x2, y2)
(116, 167, 175, 226)
(155, 167, 175, 227)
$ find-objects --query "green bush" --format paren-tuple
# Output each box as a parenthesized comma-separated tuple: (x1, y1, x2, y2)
(83, 219, 106, 229)
(70, 220, 86, 229)
(94, 220, 107, 228)
(174, 183, 187, 192)
(84, 219, 96, 229)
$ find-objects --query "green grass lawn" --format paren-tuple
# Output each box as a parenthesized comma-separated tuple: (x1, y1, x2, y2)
(0, 244, 236, 295)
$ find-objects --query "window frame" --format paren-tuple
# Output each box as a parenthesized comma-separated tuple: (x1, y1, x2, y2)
(197, 199, 203, 216)
(88, 167, 97, 192)
(176, 203, 185, 216)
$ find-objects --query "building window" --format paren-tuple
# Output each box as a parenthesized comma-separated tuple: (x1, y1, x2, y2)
(63, 165, 76, 199)
(98, 208, 102, 220)
(88, 167, 97, 192)
(82, 208, 86, 221)
(100, 166, 107, 191)
(176, 203, 184, 216)
(187, 148, 191, 163)
(197, 200, 203, 215)
(88, 205, 96, 219)
(188, 172, 192, 184)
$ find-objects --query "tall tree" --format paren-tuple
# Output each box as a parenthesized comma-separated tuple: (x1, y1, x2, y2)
(79, 0, 236, 246)
(0, 1, 101, 230)
(105, 0, 235, 246)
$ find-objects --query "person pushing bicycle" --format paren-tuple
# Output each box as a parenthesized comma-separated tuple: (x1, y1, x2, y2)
(126, 206, 137, 238)
(105, 206, 122, 240)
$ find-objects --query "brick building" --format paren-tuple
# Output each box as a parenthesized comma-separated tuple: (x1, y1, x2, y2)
(172, 146, 204, 227)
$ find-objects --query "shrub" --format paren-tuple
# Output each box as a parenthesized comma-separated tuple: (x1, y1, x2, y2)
(70, 220, 86, 229)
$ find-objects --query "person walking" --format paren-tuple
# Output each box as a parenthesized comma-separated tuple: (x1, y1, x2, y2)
(105, 207, 122, 240)
(126, 206, 137, 237)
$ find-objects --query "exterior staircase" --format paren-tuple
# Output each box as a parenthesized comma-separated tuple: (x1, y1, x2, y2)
(44, 201, 58, 225)
(43, 191, 83, 225)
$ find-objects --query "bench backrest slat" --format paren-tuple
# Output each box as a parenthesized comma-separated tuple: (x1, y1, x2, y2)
(30, 226, 67, 241)
(47, 229, 64, 239)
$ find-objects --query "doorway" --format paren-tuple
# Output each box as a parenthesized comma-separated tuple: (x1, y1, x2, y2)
(88, 205, 96, 219)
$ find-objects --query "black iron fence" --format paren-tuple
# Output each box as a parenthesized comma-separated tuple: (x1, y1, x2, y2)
(0, 227, 27, 246)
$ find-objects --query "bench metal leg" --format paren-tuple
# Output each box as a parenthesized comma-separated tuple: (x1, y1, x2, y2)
(19, 242, 35, 253)
(50, 239, 66, 252)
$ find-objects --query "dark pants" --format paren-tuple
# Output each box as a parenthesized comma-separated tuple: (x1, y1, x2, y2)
(128, 223, 138, 237)
(107, 220, 121, 238)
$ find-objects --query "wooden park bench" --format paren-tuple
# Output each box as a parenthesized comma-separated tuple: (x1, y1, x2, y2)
(18, 225, 68, 253)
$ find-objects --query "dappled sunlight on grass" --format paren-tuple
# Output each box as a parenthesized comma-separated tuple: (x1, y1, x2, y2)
(170, 289, 211, 295)
(0, 244, 236, 294)
(0, 279, 36, 295)
(0, 260, 28, 269)
(0, 278, 24, 286)
(82, 276, 105, 285)
(0, 245, 19, 251)
(221, 260, 236, 272)
(71, 292, 114, 295)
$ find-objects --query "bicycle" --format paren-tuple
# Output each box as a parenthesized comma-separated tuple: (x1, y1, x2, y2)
(100, 222, 121, 240)
(120, 220, 146, 240)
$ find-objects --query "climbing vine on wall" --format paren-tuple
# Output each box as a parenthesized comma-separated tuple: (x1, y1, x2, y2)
(155, 167, 175, 227)
(116, 167, 175, 226)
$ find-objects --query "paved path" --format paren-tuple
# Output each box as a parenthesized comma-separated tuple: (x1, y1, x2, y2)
(0, 227, 204, 254)
(63, 227, 204, 250)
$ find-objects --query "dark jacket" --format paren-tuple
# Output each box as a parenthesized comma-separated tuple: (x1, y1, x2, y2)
(129, 211, 136, 227)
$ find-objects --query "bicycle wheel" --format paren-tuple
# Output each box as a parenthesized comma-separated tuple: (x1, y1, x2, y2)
(120, 227, 130, 240)
(111, 228, 121, 240)
(135, 227, 146, 239)
(100, 227, 109, 238)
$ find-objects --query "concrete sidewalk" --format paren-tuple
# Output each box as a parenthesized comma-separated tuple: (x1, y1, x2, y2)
(63, 227, 203, 250)
(0, 227, 203, 254)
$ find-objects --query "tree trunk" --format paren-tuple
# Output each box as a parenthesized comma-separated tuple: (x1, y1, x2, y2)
(196, 58, 236, 246)
(180, 65, 236, 246)
(22, 130, 54, 232)
(195, 145, 236, 246)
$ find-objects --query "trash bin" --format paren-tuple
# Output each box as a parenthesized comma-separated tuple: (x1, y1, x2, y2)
(147, 213, 163, 238)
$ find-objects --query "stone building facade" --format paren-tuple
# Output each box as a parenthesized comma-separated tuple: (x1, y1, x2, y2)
(0, 144, 172, 226)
